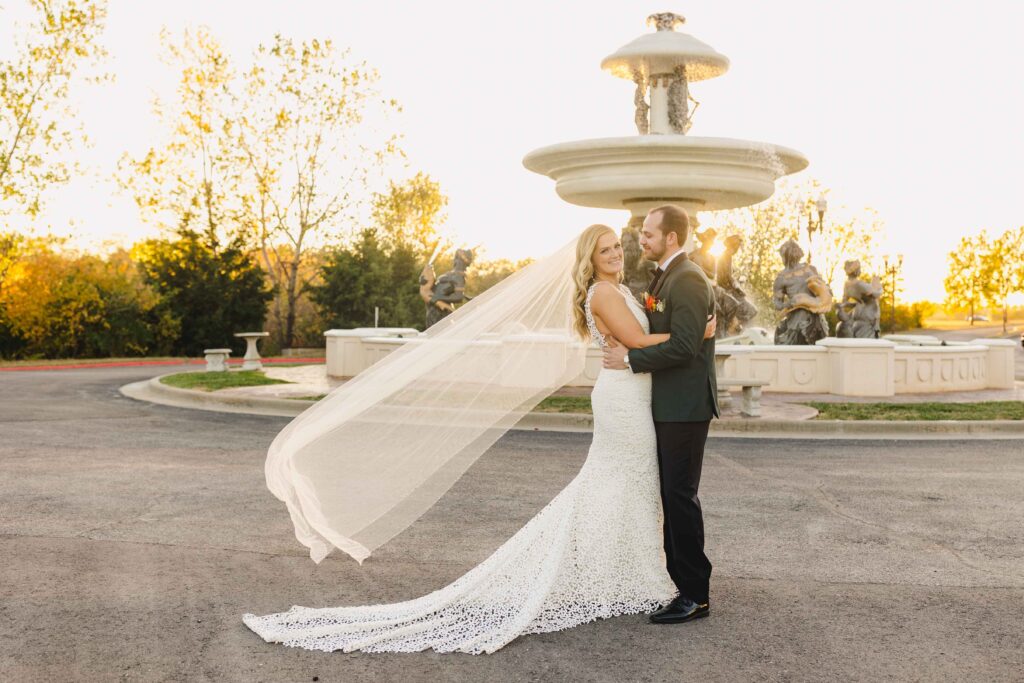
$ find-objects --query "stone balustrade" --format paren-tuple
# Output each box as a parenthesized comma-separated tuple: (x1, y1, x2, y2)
(324, 329, 1017, 397)
(324, 328, 420, 378)
(720, 337, 1015, 396)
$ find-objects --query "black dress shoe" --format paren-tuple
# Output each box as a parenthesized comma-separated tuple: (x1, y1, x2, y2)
(649, 596, 710, 624)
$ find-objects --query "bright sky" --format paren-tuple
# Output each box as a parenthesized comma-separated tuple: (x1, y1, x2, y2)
(9, 1, 1024, 302)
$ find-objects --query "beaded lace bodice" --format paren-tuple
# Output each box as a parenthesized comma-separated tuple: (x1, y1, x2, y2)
(584, 281, 649, 347)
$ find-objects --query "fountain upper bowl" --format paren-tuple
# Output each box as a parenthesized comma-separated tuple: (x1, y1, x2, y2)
(523, 135, 808, 213)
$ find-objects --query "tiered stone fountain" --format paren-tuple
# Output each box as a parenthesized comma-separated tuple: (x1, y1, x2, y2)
(518, 12, 1016, 398)
(523, 12, 808, 290)
(322, 12, 1017, 399)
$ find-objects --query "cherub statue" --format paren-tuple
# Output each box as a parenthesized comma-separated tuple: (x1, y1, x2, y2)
(690, 228, 717, 279)
(714, 234, 757, 337)
(632, 72, 650, 135)
(419, 248, 474, 329)
(835, 260, 883, 339)
(667, 65, 697, 134)
(772, 239, 832, 345)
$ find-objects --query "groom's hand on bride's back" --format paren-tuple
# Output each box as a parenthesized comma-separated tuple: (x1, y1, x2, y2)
(603, 318, 712, 370)
(602, 337, 629, 370)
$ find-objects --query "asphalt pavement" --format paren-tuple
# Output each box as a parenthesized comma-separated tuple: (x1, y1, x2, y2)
(1, 366, 1022, 682)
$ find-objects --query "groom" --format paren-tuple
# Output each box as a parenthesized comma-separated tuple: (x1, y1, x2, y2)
(603, 204, 719, 624)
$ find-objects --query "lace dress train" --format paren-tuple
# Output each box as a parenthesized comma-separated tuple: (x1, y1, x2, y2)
(243, 283, 673, 654)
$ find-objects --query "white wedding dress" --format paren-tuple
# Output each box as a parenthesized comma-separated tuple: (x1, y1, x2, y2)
(243, 282, 675, 654)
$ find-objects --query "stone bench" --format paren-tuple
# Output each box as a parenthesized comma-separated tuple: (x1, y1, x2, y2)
(718, 378, 770, 418)
(203, 348, 232, 373)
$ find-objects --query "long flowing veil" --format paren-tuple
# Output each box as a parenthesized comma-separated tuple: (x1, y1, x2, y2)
(264, 236, 587, 564)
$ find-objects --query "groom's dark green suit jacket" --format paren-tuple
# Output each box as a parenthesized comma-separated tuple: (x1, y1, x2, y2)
(628, 252, 720, 422)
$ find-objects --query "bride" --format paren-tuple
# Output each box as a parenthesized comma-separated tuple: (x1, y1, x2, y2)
(243, 224, 714, 654)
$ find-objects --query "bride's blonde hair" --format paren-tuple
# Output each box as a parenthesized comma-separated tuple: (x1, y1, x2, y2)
(572, 224, 620, 341)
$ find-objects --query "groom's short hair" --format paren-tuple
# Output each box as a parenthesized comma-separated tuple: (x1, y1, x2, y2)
(649, 205, 689, 247)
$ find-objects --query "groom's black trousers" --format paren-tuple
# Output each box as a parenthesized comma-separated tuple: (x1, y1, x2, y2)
(654, 420, 712, 604)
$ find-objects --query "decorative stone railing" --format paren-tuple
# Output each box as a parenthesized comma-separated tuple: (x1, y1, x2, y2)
(719, 343, 830, 393)
(324, 328, 420, 378)
(324, 330, 1017, 397)
(720, 337, 1016, 396)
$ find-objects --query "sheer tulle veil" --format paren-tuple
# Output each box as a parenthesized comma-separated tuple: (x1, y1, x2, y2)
(263, 236, 587, 564)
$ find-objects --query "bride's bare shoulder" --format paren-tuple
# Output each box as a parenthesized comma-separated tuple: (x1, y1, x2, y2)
(589, 281, 630, 310)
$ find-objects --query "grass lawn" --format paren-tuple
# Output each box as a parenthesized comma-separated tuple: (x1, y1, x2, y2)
(806, 401, 1024, 421)
(160, 370, 292, 392)
(535, 396, 593, 413)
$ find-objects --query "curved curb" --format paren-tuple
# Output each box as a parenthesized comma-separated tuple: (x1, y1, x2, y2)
(120, 374, 310, 418)
(519, 414, 1024, 439)
(707, 417, 1024, 438)
(121, 373, 1024, 440)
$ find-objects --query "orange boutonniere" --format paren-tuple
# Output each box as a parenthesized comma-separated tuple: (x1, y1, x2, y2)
(642, 291, 665, 313)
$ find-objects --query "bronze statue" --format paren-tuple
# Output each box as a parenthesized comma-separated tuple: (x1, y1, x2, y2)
(419, 248, 474, 329)
(714, 234, 758, 338)
(690, 228, 717, 279)
(835, 260, 882, 339)
(772, 239, 832, 345)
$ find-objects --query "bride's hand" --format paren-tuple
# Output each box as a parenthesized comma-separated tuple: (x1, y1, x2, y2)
(704, 315, 717, 340)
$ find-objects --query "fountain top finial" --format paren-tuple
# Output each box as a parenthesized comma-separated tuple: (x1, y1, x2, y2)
(602, 13, 729, 82)
(647, 12, 686, 32)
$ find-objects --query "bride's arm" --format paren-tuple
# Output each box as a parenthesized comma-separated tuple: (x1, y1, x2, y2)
(589, 284, 669, 349)
(591, 283, 716, 349)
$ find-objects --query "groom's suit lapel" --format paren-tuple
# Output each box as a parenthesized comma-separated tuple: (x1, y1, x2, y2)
(651, 251, 688, 300)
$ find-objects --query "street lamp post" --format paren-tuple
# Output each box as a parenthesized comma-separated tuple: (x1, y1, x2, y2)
(794, 194, 828, 263)
(882, 254, 903, 333)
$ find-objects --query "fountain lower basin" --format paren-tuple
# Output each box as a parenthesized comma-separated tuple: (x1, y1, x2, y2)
(325, 332, 1017, 398)
(523, 135, 809, 216)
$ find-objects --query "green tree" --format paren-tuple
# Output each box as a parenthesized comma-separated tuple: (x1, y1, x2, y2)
(118, 27, 236, 241)
(354, 172, 451, 326)
(814, 210, 883, 292)
(1, 0, 108, 218)
(709, 179, 882, 326)
(1, 230, 59, 356)
(371, 172, 449, 258)
(979, 227, 1024, 333)
(893, 301, 937, 332)
(0, 231, 28, 356)
(466, 257, 533, 297)
(234, 34, 403, 349)
(943, 233, 989, 326)
(0, 230, 35, 293)
(260, 244, 328, 351)
(122, 30, 402, 350)
(309, 228, 420, 329)
(132, 229, 271, 356)
(0, 244, 177, 358)
(706, 195, 795, 325)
